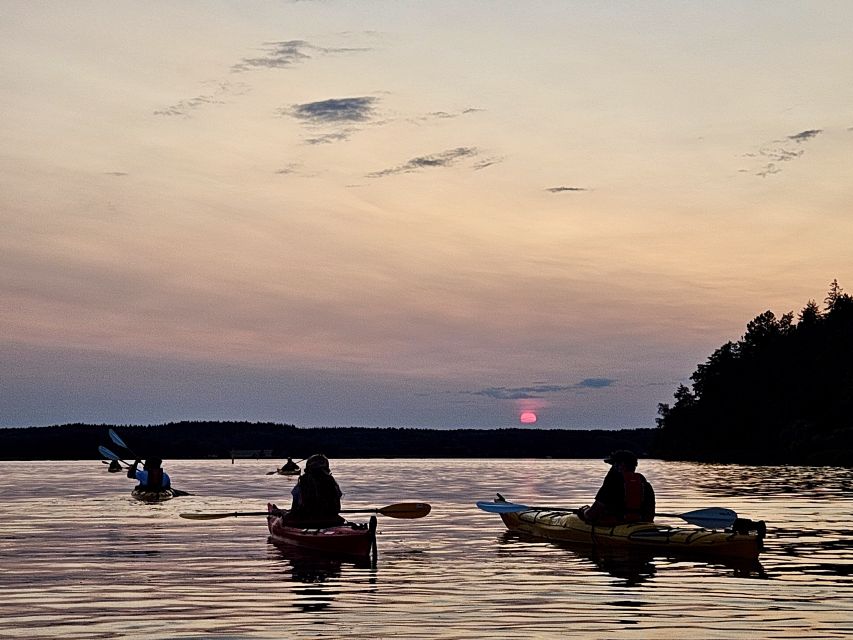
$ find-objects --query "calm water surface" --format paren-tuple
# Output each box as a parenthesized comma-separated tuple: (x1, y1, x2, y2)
(1, 459, 851, 639)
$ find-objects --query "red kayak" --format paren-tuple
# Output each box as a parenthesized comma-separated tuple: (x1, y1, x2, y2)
(267, 503, 377, 558)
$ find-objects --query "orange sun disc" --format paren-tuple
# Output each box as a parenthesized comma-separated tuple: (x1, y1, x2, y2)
(519, 411, 537, 424)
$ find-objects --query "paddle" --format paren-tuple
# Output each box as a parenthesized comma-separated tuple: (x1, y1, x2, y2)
(108, 428, 140, 459)
(99, 445, 192, 497)
(98, 445, 132, 467)
(475, 500, 737, 529)
(180, 502, 432, 521)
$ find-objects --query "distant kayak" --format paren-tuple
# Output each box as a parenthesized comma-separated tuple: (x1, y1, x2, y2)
(496, 508, 765, 559)
(131, 487, 175, 503)
(267, 503, 377, 558)
(276, 468, 301, 476)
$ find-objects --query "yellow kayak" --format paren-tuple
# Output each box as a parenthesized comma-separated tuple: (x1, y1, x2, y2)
(498, 509, 764, 559)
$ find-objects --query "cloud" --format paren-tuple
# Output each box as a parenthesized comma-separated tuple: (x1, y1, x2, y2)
(744, 128, 824, 177)
(788, 129, 823, 143)
(154, 81, 249, 117)
(576, 378, 616, 388)
(275, 163, 301, 175)
(285, 97, 377, 124)
(412, 107, 484, 123)
(103, 172, 128, 177)
(367, 147, 479, 177)
(472, 156, 503, 171)
(304, 131, 356, 145)
(546, 186, 587, 193)
(467, 379, 617, 399)
(232, 40, 368, 72)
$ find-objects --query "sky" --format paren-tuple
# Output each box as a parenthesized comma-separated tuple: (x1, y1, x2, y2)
(2, 1, 852, 429)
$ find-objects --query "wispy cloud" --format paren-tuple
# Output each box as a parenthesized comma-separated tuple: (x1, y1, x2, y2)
(285, 97, 378, 124)
(275, 163, 301, 175)
(472, 156, 503, 171)
(367, 147, 480, 178)
(411, 107, 484, 123)
(467, 379, 617, 399)
(304, 131, 356, 145)
(546, 186, 587, 193)
(103, 172, 128, 177)
(154, 81, 249, 117)
(744, 128, 824, 177)
(232, 40, 368, 72)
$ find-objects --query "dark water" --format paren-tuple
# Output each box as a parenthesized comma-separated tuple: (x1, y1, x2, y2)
(1, 459, 851, 638)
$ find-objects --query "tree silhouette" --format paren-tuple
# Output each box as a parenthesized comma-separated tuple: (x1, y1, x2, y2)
(656, 281, 853, 466)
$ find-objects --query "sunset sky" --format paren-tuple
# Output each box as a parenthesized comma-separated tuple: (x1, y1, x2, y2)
(2, 2, 852, 429)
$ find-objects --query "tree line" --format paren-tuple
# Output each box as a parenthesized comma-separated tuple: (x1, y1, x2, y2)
(0, 420, 655, 461)
(656, 280, 853, 466)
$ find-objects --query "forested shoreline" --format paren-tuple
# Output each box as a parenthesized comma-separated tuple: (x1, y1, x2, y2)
(0, 421, 655, 461)
(656, 280, 853, 466)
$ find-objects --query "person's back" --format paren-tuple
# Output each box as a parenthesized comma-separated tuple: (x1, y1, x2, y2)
(283, 454, 344, 527)
(127, 458, 171, 490)
(579, 450, 655, 525)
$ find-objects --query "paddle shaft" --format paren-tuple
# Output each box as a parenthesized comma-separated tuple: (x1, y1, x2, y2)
(181, 502, 431, 521)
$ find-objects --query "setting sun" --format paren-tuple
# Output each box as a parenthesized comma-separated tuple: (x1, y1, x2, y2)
(519, 411, 537, 424)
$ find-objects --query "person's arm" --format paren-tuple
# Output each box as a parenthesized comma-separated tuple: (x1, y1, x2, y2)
(642, 480, 656, 522)
(290, 482, 302, 510)
(127, 460, 140, 480)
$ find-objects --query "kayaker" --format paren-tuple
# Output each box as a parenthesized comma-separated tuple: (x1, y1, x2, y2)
(280, 457, 300, 474)
(127, 458, 172, 490)
(107, 459, 122, 473)
(578, 449, 655, 525)
(280, 454, 344, 527)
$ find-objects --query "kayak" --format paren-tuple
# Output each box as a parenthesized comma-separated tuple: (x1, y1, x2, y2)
(131, 487, 175, 503)
(267, 503, 377, 558)
(276, 468, 301, 476)
(496, 508, 765, 559)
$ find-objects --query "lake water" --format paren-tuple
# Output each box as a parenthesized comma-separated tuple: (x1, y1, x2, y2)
(1, 459, 851, 639)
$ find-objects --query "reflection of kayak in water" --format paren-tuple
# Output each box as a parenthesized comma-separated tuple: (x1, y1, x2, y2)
(497, 510, 765, 560)
(267, 503, 377, 558)
(131, 487, 175, 502)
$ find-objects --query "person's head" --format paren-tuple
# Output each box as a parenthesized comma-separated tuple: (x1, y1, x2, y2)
(144, 458, 162, 470)
(604, 449, 638, 471)
(305, 454, 331, 475)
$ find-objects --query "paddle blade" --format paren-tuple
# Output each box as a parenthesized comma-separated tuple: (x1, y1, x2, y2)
(98, 445, 120, 461)
(180, 511, 270, 520)
(108, 428, 129, 450)
(475, 500, 531, 514)
(670, 507, 738, 529)
(376, 502, 431, 519)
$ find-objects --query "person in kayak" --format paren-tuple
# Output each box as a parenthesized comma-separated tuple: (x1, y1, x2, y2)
(280, 457, 300, 474)
(578, 449, 655, 525)
(280, 454, 344, 528)
(127, 458, 172, 490)
(107, 459, 122, 473)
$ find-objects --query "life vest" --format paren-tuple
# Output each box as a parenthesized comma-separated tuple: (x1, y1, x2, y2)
(294, 471, 342, 517)
(144, 467, 165, 490)
(621, 470, 646, 522)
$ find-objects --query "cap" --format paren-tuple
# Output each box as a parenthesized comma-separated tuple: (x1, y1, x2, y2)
(603, 450, 638, 467)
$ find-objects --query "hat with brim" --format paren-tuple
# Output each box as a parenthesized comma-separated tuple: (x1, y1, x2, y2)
(305, 454, 331, 474)
(603, 450, 637, 467)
